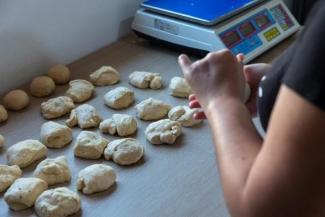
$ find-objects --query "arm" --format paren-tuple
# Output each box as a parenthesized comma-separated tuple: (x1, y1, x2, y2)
(179, 50, 325, 217)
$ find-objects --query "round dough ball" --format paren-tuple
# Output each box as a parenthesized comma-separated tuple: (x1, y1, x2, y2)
(145, 119, 182, 145)
(47, 65, 71, 84)
(135, 98, 171, 121)
(0, 134, 5, 148)
(0, 105, 8, 123)
(168, 106, 202, 127)
(30, 76, 56, 97)
(104, 87, 134, 110)
(3, 89, 30, 111)
(90, 66, 120, 86)
(99, 114, 137, 136)
(33, 156, 71, 186)
(77, 164, 116, 194)
(129, 71, 163, 89)
(104, 138, 144, 166)
(35, 187, 81, 217)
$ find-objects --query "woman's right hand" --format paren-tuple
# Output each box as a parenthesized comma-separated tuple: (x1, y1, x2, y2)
(190, 62, 272, 119)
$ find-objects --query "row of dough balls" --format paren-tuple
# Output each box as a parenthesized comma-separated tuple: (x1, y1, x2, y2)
(1, 162, 117, 216)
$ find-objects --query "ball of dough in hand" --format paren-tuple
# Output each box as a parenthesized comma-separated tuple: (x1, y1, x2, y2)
(0, 165, 22, 193)
(35, 187, 81, 217)
(3, 89, 29, 111)
(104, 138, 144, 166)
(145, 119, 182, 145)
(135, 98, 171, 121)
(90, 66, 120, 86)
(104, 87, 135, 110)
(0, 105, 8, 123)
(77, 164, 116, 194)
(47, 65, 71, 84)
(4, 177, 48, 211)
(30, 76, 56, 97)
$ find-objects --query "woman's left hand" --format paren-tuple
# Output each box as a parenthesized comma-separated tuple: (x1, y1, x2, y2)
(178, 49, 246, 117)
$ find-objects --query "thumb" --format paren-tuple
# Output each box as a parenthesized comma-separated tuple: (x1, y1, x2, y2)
(178, 54, 192, 74)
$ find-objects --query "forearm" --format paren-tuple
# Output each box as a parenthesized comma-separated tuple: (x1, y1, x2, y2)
(206, 98, 263, 215)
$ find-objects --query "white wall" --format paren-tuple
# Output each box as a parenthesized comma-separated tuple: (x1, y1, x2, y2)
(0, 0, 142, 94)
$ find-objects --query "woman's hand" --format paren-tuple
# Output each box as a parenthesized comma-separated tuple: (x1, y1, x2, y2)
(178, 49, 246, 119)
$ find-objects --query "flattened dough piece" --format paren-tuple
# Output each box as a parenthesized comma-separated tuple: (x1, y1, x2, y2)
(0, 104, 8, 123)
(7, 140, 48, 168)
(35, 187, 81, 217)
(41, 121, 73, 148)
(41, 96, 75, 119)
(129, 71, 163, 89)
(104, 87, 134, 109)
(90, 66, 120, 86)
(168, 106, 202, 127)
(4, 177, 48, 211)
(136, 98, 171, 121)
(169, 77, 191, 98)
(0, 165, 22, 192)
(65, 79, 94, 103)
(33, 156, 71, 186)
(99, 114, 137, 136)
(74, 131, 108, 159)
(145, 119, 182, 145)
(0, 134, 4, 148)
(77, 164, 116, 194)
(66, 104, 101, 129)
(104, 138, 144, 166)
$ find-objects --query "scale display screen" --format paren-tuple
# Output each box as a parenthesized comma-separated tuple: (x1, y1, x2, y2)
(142, 0, 266, 25)
(221, 31, 241, 47)
(239, 22, 255, 36)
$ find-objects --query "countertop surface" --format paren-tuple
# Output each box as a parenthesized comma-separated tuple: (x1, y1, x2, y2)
(0, 33, 296, 217)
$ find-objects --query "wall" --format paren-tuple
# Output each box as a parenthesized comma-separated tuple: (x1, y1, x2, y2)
(0, 0, 142, 94)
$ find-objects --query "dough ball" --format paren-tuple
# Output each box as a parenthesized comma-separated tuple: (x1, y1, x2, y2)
(41, 121, 73, 148)
(65, 79, 94, 103)
(104, 138, 144, 166)
(41, 96, 75, 119)
(3, 89, 30, 111)
(74, 131, 108, 159)
(104, 87, 134, 110)
(135, 98, 171, 121)
(6, 139, 48, 168)
(66, 104, 102, 129)
(35, 187, 81, 217)
(30, 76, 56, 97)
(99, 114, 137, 136)
(0, 134, 5, 148)
(168, 106, 202, 127)
(77, 164, 116, 194)
(169, 77, 191, 98)
(90, 66, 120, 86)
(47, 64, 71, 85)
(0, 104, 8, 123)
(0, 165, 22, 193)
(129, 71, 163, 89)
(4, 177, 48, 211)
(33, 156, 71, 186)
(145, 119, 182, 145)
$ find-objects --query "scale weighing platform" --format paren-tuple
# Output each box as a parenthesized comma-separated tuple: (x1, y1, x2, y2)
(132, 0, 300, 63)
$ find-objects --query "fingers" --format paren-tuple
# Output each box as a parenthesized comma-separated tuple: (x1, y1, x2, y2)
(193, 111, 207, 120)
(188, 94, 196, 101)
(178, 54, 192, 73)
(189, 100, 201, 109)
(236, 53, 244, 63)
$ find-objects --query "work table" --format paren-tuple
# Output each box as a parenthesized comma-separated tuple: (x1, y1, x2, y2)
(0, 33, 296, 217)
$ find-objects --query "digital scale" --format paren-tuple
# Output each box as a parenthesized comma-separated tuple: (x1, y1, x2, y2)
(132, 0, 300, 63)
